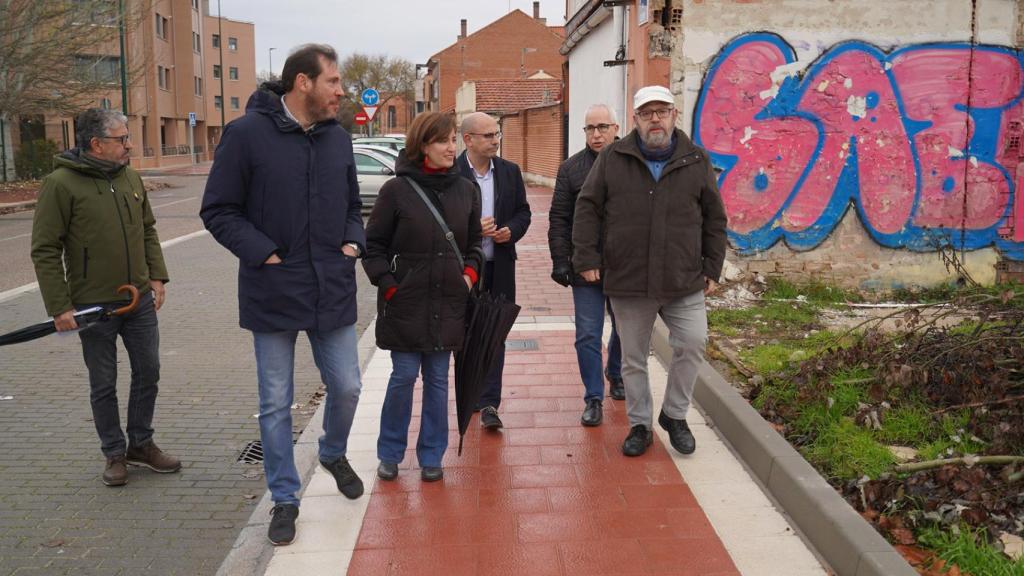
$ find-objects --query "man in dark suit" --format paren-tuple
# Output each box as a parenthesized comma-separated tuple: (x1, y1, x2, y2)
(458, 112, 532, 430)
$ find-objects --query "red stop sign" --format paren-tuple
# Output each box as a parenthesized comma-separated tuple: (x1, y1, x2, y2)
(354, 112, 369, 125)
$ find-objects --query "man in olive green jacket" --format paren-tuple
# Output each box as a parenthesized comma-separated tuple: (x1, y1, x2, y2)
(31, 108, 180, 487)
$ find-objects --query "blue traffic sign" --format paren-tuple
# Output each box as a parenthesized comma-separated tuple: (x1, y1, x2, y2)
(360, 88, 380, 106)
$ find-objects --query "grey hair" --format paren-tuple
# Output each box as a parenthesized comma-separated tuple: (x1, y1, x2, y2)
(76, 108, 128, 149)
(584, 103, 618, 125)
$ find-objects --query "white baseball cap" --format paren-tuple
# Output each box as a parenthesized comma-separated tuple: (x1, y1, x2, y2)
(633, 85, 675, 110)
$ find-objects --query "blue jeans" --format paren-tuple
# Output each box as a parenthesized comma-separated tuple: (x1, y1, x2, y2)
(377, 351, 451, 468)
(252, 324, 362, 506)
(78, 292, 160, 457)
(572, 285, 622, 402)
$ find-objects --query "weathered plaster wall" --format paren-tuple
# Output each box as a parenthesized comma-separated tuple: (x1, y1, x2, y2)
(674, 0, 1022, 288)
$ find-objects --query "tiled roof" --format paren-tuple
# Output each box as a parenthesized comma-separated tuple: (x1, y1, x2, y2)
(473, 79, 562, 115)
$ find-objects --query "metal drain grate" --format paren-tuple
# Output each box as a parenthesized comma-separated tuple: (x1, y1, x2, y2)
(505, 339, 539, 351)
(237, 440, 264, 464)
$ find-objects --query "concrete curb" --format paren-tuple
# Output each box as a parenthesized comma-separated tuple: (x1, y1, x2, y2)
(650, 319, 916, 576)
(216, 320, 379, 576)
(0, 199, 36, 214)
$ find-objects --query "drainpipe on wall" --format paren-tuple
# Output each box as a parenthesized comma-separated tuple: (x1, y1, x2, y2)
(0, 116, 7, 182)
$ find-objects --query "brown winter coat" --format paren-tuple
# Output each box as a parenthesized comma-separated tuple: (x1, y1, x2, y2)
(572, 128, 728, 299)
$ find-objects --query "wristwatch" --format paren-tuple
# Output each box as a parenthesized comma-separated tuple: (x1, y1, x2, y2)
(344, 243, 361, 257)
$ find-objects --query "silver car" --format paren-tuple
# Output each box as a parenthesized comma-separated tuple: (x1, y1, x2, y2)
(353, 148, 395, 215)
(353, 137, 405, 151)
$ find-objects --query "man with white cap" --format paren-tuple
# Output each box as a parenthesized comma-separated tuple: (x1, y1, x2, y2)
(572, 85, 727, 457)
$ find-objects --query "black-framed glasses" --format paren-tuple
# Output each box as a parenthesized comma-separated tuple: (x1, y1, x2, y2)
(583, 123, 615, 134)
(636, 107, 674, 121)
(98, 134, 131, 145)
(468, 131, 502, 140)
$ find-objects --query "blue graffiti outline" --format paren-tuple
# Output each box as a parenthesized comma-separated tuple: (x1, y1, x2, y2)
(693, 32, 1024, 260)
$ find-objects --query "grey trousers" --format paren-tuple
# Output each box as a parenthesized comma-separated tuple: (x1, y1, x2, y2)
(609, 291, 707, 428)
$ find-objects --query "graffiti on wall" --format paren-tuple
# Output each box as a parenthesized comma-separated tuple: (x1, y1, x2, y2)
(693, 32, 1024, 260)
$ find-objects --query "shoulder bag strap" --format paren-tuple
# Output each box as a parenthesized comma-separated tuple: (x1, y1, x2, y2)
(404, 177, 464, 269)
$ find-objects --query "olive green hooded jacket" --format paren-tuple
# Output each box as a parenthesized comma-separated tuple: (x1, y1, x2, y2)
(31, 150, 168, 316)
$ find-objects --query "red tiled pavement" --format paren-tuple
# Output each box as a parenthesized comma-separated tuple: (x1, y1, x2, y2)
(347, 188, 739, 576)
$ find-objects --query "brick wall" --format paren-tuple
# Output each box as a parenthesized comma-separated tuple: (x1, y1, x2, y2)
(674, 0, 1023, 288)
(499, 103, 563, 184)
(431, 10, 565, 113)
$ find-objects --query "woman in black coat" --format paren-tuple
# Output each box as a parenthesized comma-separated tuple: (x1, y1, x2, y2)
(362, 112, 483, 482)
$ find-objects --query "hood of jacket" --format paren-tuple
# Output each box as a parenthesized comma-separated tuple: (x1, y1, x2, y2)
(54, 148, 127, 179)
(244, 82, 340, 134)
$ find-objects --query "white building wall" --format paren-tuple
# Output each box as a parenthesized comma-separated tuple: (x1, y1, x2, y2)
(567, 7, 627, 154)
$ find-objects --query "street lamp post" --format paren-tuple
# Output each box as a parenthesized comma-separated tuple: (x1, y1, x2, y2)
(269, 47, 276, 80)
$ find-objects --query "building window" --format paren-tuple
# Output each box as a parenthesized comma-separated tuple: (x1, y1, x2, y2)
(212, 34, 220, 48)
(230, 97, 240, 110)
(213, 64, 221, 79)
(214, 96, 223, 110)
(387, 106, 396, 129)
(229, 67, 238, 80)
(228, 37, 238, 51)
(194, 76, 202, 96)
(155, 13, 168, 39)
(157, 65, 171, 90)
(191, 0, 199, 9)
(193, 32, 201, 53)
(74, 55, 120, 84)
(100, 97, 112, 109)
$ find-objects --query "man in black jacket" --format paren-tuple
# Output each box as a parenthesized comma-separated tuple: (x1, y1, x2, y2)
(458, 112, 532, 430)
(548, 104, 624, 428)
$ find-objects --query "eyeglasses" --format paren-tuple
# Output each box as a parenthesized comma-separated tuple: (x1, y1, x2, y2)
(583, 123, 615, 134)
(636, 107, 674, 121)
(468, 131, 502, 140)
(98, 134, 131, 145)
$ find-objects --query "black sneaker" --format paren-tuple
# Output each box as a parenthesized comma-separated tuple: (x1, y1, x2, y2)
(320, 457, 364, 499)
(658, 410, 696, 454)
(607, 375, 625, 401)
(580, 398, 603, 427)
(622, 424, 653, 457)
(268, 504, 299, 546)
(480, 406, 503, 430)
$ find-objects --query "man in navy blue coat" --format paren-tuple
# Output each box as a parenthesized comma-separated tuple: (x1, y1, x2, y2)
(458, 112, 532, 430)
(200, 44, 366, 547)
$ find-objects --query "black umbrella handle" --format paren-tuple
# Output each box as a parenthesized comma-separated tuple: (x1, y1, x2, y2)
(108, 284, 140, 317)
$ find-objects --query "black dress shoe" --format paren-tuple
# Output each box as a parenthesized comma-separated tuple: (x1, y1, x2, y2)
(320, 457, 364, 499)
(580, 398, 603, 427)
(377, 461, 398, 481)
(480, 406, 503, 430)
(622, 424, 653, 456)
(607, 374, 625, 401)
(658, 410, 696, 454)
(421, 466, 443, 482)
(268, 503, 299, 546)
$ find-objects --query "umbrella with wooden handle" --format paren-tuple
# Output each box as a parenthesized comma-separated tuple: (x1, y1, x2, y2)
(0, 284, 141, 347)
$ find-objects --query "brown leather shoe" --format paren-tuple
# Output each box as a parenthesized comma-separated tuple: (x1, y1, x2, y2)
(126, 441, 181, 473)
(103, 455, 128, 486)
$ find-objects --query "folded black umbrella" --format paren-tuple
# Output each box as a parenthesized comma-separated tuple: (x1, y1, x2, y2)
(454, 290, 520, 455)
(0, 285, 140, 347)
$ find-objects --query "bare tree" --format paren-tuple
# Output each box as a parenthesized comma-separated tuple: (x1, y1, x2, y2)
(339, 53, 414, 133)
(0, 1, 150, 118)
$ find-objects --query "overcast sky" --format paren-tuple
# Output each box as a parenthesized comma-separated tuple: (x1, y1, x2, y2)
(215, 0, 568, 75)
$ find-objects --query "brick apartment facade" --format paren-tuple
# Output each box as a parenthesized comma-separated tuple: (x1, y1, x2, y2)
(4, 0, 255, 174)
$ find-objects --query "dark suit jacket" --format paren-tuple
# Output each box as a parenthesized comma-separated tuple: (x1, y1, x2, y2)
(457, 152, 532, 301)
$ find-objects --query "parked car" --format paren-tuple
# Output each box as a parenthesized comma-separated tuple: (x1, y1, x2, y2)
(353, 148, 396, 215)
(352, 136, 405, 151)
(354, 143, 399, 161)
